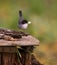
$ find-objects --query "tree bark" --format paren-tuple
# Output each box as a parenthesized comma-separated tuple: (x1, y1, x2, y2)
(0, 53, 20, 65)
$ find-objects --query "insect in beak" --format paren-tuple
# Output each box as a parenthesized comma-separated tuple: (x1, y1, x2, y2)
(28, 21, 31, 24)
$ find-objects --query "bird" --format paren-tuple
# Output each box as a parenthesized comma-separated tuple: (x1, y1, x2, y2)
(18, 10, 31, 30)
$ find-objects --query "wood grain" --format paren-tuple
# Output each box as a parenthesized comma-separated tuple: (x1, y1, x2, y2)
(0, 35, 39, 46)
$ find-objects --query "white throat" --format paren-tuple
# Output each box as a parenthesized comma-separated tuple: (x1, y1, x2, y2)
(19, 23, 28, 29)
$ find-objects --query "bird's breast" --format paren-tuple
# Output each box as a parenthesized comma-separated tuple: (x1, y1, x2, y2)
(19, 24, 28, 29)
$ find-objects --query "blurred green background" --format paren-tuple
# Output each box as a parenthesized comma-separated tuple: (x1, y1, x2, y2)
(0, 0, 57, 65)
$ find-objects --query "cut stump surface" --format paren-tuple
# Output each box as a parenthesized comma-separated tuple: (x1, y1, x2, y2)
(0, 28, 40, 46)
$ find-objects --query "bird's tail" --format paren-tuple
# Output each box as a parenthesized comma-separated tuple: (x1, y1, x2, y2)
(19, 10, 22, 17)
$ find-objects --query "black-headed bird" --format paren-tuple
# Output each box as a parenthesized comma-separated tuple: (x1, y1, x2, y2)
(18, 10, 31, 29)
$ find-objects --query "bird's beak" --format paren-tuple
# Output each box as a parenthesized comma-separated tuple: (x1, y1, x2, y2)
(28, 21, 31, 24)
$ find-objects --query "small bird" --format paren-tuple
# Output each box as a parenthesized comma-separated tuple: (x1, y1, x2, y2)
(18, 10, 31, 29)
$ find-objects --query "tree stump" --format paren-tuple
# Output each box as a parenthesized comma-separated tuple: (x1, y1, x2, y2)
(0, 28, 43, 65)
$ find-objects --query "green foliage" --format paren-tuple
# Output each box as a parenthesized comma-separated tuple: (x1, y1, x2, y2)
(27, 0, 45, 15)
